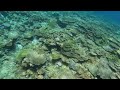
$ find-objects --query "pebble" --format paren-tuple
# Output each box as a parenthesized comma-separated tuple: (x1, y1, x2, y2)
(55, 37, 60, 41)
(27, 69, 33, 75)
(37, 75, 44, 79)
(17, 44, 23, 50)
(22, 72, 26, 76)
(90, 52, 97, 56)
(56, 61, 62, 66)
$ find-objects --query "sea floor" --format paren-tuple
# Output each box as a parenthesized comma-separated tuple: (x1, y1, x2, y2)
(0, 11, 120, 79)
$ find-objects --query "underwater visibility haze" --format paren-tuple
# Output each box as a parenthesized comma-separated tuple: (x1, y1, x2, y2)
(94, 11, 120, 25)
(0, 11, 120, 79)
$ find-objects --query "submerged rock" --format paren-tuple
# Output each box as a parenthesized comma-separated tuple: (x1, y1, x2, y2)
(61, 40, 88, 62)
(89, 49, 97, 56)
(45, 64, 76, 79)
(84, 58, 116, 79)
(102, 45, 114, 52)
(0, 60, 17, 79)
(51, 50, 62, 60)
(8, 31, 19, 39)
(21, 50, 49, 67)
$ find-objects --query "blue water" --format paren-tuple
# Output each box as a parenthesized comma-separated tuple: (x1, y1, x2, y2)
(93, 11, 120, 25)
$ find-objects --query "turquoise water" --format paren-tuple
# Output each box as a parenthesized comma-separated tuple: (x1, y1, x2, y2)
(0, 11, 120, 79)
(94, 11, 120, 25)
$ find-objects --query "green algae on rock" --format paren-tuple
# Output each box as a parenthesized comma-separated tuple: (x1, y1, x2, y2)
(17, 48, 50, 68)
(24, 50, 48, 66)
(16, 49, 30, 63)
(51, 51, 62, 60)
(61, 39, 89, 62)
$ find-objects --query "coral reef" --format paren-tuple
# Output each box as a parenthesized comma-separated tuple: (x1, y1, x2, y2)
(0, 11, 120, 79)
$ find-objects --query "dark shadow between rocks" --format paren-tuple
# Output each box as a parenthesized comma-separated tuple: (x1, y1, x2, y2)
(45, 44, 61, 53)
(56, 17, 67, 28)
(96, 75, 102, 79)
(22, 63, 45, 72)
(3, 39, 17, 53)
